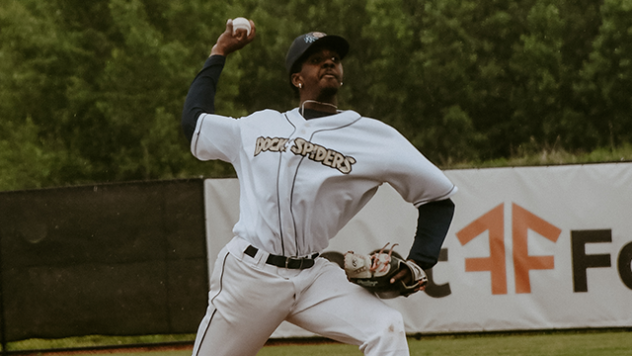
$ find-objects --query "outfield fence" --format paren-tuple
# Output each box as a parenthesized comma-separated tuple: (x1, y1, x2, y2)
(0, 179, 209, 354)
(1, 163, 631, 353)
(202, 162, 632, 338)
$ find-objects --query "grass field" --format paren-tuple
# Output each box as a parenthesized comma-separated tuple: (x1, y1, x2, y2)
(259, 331, 632, 356)
(19, 330, 631, 356)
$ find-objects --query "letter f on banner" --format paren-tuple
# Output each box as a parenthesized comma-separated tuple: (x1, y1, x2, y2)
(456, 204, 507, 295)
(512, 203, 562, 293)
(457, 203, 561, 295)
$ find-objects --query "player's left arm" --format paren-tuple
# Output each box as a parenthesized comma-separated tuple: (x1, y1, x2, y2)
(407, 198, 455, 270)
(374, 121, 457, 291)
(390, 199, 455, 290)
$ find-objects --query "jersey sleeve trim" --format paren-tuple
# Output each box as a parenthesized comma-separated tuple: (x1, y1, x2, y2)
(190, 113, 241, 162)
(191, 113, 208, 158)
(412, 185, 458, 208)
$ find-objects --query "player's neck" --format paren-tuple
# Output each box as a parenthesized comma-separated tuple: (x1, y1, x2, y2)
(301, 100, 337, 113)
(301, 108, 336, 120)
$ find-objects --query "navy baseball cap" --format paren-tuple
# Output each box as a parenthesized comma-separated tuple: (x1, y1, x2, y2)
(285, 32, 350, 74)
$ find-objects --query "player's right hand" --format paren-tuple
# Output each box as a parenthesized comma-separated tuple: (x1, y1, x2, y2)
(210, 18, 256, 57)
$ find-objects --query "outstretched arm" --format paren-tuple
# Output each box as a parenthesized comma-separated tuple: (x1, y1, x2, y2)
(181, 19, 256, 143)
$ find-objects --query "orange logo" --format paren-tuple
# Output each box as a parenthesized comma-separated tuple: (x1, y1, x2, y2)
(456, 203, 562, 294)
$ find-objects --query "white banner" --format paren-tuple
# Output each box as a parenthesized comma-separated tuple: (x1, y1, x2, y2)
(203, 163, 632, 335)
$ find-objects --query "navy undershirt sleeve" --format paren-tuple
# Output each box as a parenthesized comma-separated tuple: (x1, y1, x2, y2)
(181, 55, 226, 143)
(407, 198, 455, 270)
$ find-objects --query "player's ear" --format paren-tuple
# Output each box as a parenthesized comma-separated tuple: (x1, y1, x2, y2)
(291, 73, 303, 89)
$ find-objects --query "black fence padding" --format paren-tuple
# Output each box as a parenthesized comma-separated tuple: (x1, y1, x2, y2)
(0, 179, 209, 342)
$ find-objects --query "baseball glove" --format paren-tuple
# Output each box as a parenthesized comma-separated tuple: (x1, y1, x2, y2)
(343, 243, 428, 299)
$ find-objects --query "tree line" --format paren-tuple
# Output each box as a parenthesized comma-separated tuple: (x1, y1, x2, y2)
(0, 0, 630, 191)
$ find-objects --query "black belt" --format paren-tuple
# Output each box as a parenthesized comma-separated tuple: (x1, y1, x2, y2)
(244, 245, 318, 270)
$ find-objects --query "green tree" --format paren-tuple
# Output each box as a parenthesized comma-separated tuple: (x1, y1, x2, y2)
(0, 0, 628, 191)
(577, 0, 632, 149)
(510, 0, 566, 151)
(0, 0, 76, 188)
(357, 0, 528, 162)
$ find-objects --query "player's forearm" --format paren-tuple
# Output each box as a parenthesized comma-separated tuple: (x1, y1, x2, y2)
(181, 55, 226, 142)
(407, 198, 455, 270)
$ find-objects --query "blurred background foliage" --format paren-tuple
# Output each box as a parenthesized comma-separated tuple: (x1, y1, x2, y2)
(0, 0, 631, 191)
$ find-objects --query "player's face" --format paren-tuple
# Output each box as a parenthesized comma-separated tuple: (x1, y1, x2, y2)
(295, 47, 344, 98)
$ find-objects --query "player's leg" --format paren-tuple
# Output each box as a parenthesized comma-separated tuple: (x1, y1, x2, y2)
(192, 248, 294, 356)
(286, 258, 409, 356)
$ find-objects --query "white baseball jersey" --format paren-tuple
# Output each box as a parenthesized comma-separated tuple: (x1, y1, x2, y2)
(191, 108, 456, 257)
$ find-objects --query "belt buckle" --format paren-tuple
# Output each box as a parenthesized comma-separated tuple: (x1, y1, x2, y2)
(285, 257, 303, 269)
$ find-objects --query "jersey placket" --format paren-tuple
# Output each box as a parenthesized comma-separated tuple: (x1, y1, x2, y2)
(275, 130, 308, 257)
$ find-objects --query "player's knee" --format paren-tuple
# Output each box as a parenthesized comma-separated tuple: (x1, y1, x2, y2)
(359, 309, 408, 355)
(381, 309, 406, 337)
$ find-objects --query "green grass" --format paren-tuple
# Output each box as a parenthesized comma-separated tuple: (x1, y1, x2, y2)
(97, 351, 192, 356)
(14, 330, 631, 356)
(257, 331, 632, 356)
(7, 334, 196, 352)
(406, 331, 632, 356)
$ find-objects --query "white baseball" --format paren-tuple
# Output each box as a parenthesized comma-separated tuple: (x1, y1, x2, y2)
(232, 17, 251, 36)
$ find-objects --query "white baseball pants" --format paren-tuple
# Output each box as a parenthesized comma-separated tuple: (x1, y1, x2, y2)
(192, 236, 410, 356)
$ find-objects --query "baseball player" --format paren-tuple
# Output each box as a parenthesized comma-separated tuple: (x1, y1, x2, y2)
(181, 19, 456, 356)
